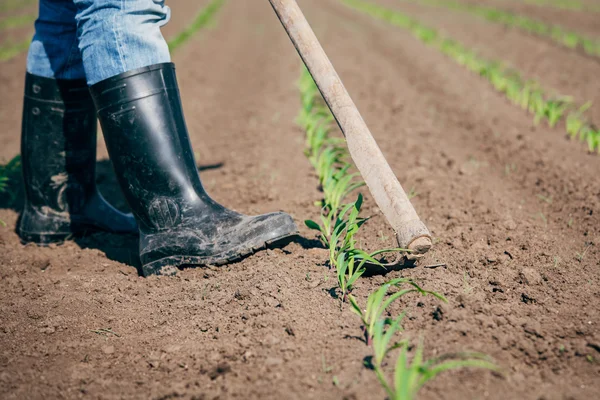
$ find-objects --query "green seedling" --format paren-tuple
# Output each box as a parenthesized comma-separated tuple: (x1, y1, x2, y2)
(322, 165, 365, 214)
(575, 244, 591, 261)
(321, 355, 334, 373)
(566, 102, 592, 139)
(90, 328, 120, 337)
(373, 338, 497, 400)
(544, 97, 572, 127)
(585, 128, 600, 153)
(308, 194, 399, 301)
(348, 277, 446, 345)
(407, 186, 418, 199)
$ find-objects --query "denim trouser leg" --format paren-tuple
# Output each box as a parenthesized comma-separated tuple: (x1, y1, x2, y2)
(74, 0, 172, 85)
(26, 0, 85, 80)
(27, 0, 171, 85)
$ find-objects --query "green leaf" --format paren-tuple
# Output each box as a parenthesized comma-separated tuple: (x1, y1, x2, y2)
(304, 219, 322, 231)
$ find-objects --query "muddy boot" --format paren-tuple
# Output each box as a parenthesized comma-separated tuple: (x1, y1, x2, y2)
(17, 73, 137, 245)
(90, 63, 298, 276)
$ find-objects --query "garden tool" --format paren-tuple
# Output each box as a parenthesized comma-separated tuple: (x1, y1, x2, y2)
(268, 0, 432, 258)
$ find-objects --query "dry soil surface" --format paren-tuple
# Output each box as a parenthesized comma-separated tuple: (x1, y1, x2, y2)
(0, 0, 599, 399)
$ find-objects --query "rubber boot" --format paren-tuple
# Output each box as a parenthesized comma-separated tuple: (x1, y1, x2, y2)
(17, 73, 137, 245)
(90, 63, 298, 276)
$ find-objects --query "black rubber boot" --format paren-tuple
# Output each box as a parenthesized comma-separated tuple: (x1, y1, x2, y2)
(16, 73, 137, 245)
(90, 63, 298, 276)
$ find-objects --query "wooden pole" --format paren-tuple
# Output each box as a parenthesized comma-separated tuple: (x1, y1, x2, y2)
(268, 0, 432, 256)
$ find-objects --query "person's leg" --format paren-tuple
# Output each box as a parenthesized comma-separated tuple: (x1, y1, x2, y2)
(26, 0, 85, 79)
(90, 64, 298, 276)
(73, 0, 172, 85)
(76, 1, 298, 275)
(17, 0, 137, 245)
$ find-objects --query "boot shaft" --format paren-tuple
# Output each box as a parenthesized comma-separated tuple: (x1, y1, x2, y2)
(21, 73, 98, 214)
(91, 63, 210, 232)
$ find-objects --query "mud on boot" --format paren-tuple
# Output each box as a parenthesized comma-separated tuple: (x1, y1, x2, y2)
(17, 73, 137, 245)
(90, 63, 298, 276)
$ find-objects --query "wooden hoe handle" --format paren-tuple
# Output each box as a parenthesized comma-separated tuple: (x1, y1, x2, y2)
(268, 0, 432, 257)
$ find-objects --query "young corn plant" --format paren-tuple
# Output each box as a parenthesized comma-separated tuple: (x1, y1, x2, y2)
(372, 337, 497, 400)
(544, 97, 572, 128)
(306, 194, 405, 301)
(348, 277, 446, 345)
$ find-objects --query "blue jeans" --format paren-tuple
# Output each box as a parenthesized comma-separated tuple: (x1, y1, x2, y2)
(27, 0, 172, 85)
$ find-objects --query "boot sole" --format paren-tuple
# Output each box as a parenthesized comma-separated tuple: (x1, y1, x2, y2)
(141, 231, 298, 276)
(17, 230, 75, 246)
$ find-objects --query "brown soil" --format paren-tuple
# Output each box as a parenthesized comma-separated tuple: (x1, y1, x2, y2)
(459, 0, 600, 38)
(1, 0, 599, 399)
(379, 0, 600, 124)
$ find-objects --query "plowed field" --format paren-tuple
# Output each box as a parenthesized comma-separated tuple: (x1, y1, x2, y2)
(1, 1, 598, 399)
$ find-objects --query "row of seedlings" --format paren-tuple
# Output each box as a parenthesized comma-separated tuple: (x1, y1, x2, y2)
(520, 0, 600, 13)
(342, 0, 600, 153)
(297, 68, 496, 400)
(412, 0, 600, 57)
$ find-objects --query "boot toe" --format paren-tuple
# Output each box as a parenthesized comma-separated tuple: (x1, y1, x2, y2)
(139, 212, 298, 276)
(247, 211, 298, 244)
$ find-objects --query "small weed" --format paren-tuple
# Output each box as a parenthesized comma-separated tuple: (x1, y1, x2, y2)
(90, 328, 120, 337)
(462, 271, 474, 295)
(407, 186, 419, 199)
(553, 256, 561, 269)
(536, 212, 548, 227)
(587, 355, 595, 363)
(558, 344, 566, 353)
(378, 230, 390, 243)
(575, 244, 591, 261)
(504, 163, 516, 176)
(322, 355, 333, 374)
(537, 194, 553, 204)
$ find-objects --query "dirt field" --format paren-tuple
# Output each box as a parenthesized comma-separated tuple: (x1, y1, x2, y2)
(1, 0, 599, 399)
